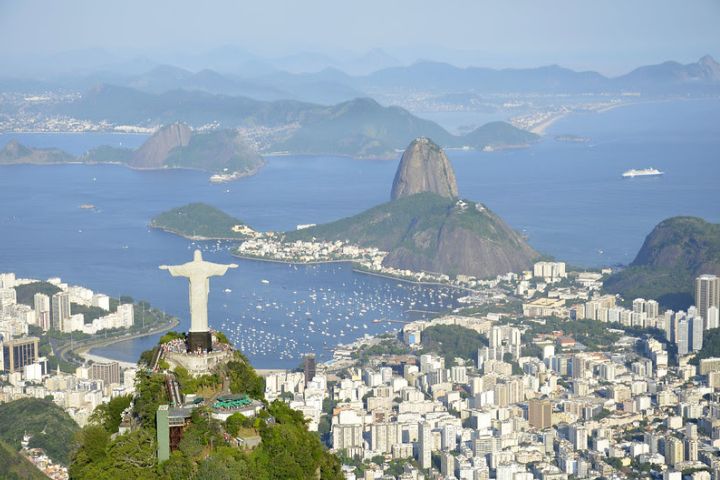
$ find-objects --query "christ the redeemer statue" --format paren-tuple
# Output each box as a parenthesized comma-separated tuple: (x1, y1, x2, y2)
(160, 249, 237, 352)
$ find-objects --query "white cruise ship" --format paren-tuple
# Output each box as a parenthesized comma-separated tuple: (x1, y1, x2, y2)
(622, 168, 664, 178)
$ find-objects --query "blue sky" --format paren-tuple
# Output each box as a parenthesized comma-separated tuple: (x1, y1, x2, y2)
(1, 0, 718, 74)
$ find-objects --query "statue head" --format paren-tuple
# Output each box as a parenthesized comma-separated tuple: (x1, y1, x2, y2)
(193, 249, 203, 261)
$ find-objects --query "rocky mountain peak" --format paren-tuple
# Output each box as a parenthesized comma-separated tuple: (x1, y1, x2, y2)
(698, 55, 720, 80)
(2, 140, 30, 157)
(390, 137, 458, 200)
(130, 122, 192, 168)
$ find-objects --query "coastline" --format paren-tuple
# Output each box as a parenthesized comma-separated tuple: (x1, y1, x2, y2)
(0, 153, 266, 183)
(232, 252, 358, 266)
(149, 224, 247, 242)
(69, 316, 179, 367)
(530, 112, 571, 135)
(234, 252, 476, 293)
(352, 266, 477, 293)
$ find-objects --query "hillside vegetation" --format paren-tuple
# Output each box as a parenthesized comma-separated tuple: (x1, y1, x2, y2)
(150, 203, 248, 239)
(462, 121, 539, 148)
(165, 129, 264, 173)
(58, 86, 538, 158)
(0, 398, 80, 466)
(605, 216, 720, 309)
(14, 281, 62, 306)
(691, 328, 720, 365)
(0, 440, 47, 480)
(421, 325, 489, 366)
(70, 341, 342, 479)
(286, 192, 539, 278)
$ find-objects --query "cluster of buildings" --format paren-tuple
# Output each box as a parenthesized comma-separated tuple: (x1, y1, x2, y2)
(237, 236, 387, 267)
(235, 232, 509, 290)
(1, 350, 137, 428)
(306, 264, 720, 480)
(0, 272, 140, 426)
(264, 354, 328, 432)
(0, 272, 134, 338)
(20, 432, 69, 480)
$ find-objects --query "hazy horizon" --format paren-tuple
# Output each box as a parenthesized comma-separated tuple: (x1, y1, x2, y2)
(1, 0, 719, 76)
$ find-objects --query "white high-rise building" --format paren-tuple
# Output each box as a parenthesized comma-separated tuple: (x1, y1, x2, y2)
(707, 305, 719, 330)
(51, 292, 71, 331)
(33, 293, 50, 329)
(0, 273, 16, 289)
(370, 423, 400, 454)
(533, 261, 566, 282)
(92, 294, 111, 311)
(418, 422, 432, 470)
(690, 313, 704, 352)
(646, 300, 660, 319)
(569, 424, 588, 450)
(696, 275, 720, 324)
(676, 317, 689, 356)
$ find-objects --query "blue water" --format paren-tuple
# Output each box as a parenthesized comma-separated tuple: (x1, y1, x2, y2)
(0, 98, 718, 367)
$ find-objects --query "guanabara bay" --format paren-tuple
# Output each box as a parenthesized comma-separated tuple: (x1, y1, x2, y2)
(1, 2, 720, 480)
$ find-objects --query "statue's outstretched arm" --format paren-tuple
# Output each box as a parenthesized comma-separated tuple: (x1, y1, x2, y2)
(159, 265, 189, 277)
(208, 262, 238, 276)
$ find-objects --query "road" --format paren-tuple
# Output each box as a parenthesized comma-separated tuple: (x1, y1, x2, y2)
(53, 317, 179, 367)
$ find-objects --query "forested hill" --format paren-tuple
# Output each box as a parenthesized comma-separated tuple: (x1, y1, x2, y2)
(69, 335, 343, 479)
(57, 87, 538, 157)
(605, 216, 720, 309)
(0, 398, 80, 466)
(150, 202, 249, 240)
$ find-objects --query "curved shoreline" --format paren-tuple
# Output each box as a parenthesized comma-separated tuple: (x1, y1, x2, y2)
(149, 224, 246, 242)
(67, 316, 179, 367)
(351, 267, 477, 293)
(232, 253, 476, 293)
(232, 253, 357, 266)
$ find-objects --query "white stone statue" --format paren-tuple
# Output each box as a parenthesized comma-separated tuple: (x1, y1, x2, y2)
(159, 249, 237, 334)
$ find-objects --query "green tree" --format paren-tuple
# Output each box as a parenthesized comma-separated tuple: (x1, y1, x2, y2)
(90, 394, 132, 433)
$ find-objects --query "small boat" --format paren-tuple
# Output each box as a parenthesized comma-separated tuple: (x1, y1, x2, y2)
(622, 168, 663, 178)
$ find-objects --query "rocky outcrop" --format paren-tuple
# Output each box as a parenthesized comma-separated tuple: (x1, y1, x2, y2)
(287, 139, 539, 278)
(129, 122, 192, 168)
(391, 137, 458, 200)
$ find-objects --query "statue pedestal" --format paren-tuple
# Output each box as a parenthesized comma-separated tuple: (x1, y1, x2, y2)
(165, 349, 232, 377)
(188, 331, 212, 353)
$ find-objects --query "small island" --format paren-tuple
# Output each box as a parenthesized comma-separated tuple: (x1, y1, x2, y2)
(149, 203, 254, 240)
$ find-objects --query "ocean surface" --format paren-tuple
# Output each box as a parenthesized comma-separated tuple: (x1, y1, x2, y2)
(0, 98, 718, 367)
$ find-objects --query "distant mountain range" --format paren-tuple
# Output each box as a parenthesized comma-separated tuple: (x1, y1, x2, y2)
(55, 90, 539, 157)
(349, 55, 720, 94)
(4, 55, 718, 105)
(604, 216, 720, 309)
